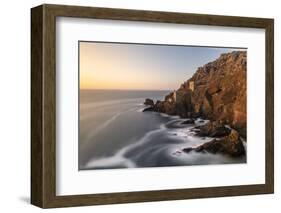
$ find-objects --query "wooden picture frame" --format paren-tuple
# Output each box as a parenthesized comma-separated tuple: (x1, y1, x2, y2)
(31, 4, 274, 208)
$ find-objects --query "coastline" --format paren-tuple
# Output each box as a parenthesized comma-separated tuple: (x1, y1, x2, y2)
(81, 109, 246, 170)
(142, 51, 247, 157)
(79, 51, 247, 169)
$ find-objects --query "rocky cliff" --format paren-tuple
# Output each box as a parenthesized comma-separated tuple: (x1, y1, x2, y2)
(144, 51, 247, 156)
(147, 51, 247, 138)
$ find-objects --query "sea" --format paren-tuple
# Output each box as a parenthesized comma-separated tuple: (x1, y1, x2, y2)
(79, 89, 246, 170)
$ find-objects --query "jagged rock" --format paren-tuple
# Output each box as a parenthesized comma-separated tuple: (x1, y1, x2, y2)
(144, 51, 247, 138)
(153, 100, 164, 112)
(181, 119, 195, 125)
(183, 129, 245, 157)
(144, 98, 154, 106)
(185, 51, 246, 137)
(182, 147, 193, 153)
(153, 100, 176, 115)
(193, 121, 231, 137)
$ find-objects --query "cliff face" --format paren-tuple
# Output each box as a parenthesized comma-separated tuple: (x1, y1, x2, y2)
(152, 51, 247, 137)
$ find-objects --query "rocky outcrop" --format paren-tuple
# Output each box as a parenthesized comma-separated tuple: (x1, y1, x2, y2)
(144, 98, 154, 106)
(143, 51, 247, 157)
(183, 129, 245, 157)
(181, 118, 195, 125)
(146, 51, 247, 138)
(192, 121, 231, 137)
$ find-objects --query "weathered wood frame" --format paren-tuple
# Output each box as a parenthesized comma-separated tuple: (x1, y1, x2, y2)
(31, 4, 274, 208)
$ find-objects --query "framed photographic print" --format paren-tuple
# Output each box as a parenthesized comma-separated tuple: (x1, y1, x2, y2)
(31, 4, 274, 208)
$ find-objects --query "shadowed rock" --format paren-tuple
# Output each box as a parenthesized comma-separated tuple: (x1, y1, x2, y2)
(144, 98, 154, 106)
(192, 121, 231, 137)
(181, 119, 195, 125)
(183, 129, 245, 157)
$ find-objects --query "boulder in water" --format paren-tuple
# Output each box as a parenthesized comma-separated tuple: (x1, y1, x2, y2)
(181, 118, 195, 125)
(144, 98, 154, 106)
(183, 129, 245, 157)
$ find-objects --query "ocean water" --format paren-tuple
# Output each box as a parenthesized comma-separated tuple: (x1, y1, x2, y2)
(79, 89, 246, 170)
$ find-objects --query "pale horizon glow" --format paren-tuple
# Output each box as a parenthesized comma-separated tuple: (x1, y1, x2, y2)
(79, 42, 245, 90)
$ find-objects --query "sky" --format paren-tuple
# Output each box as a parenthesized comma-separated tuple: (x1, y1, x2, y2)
(79, 42, 245, 90)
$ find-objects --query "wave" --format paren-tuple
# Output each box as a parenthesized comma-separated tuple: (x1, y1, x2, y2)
(85, 154, 136, 169)
(81, 111, 246, 170)
(82, 104, 144, 145)
(84, 125, 165, 169)
(82, 117, 214, 169)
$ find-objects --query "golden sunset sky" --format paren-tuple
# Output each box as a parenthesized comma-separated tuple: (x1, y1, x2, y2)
(79, 42, 240, 90)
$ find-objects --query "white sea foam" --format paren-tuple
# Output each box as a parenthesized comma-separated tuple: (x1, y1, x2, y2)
(82, 104, 145, 147)
(80, 90, 246, 169)
(137, 107, 147, 112)
(84, 124, 166, 169)
(241, 137, 247, 153)
(83, 117, 214, 169)
(85, 154, 136, 169)
(194, 118, 209, 126)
